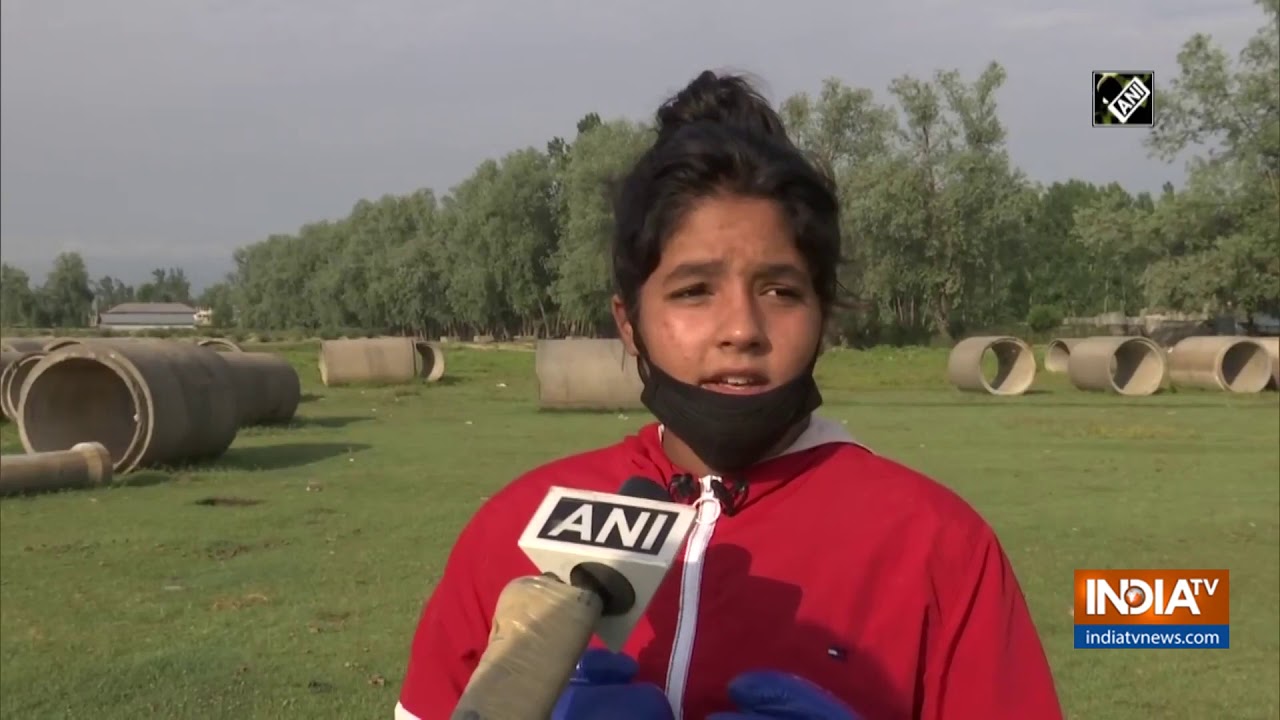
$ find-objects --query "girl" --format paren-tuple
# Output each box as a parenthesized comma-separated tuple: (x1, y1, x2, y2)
(396, 70, 1063, 720)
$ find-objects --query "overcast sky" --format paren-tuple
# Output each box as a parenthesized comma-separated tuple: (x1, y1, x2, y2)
(0, 0, 1267, 293)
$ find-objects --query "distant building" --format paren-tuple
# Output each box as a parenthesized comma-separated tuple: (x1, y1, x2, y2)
(97, 302, 197, 330)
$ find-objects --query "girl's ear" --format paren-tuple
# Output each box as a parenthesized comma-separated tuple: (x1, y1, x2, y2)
(818, 313, 834, 355)
(611, 295, 638, 357)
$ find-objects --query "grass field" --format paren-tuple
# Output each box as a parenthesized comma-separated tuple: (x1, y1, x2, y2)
(1, 342, 1277, 719)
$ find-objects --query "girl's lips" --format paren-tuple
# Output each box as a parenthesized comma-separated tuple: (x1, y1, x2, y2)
(700, 381, 772, 396)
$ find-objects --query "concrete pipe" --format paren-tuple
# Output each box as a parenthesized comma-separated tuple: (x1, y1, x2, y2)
(317, 337, 444, 387)
(945, 336, 1037, 396)
(1066, 336, 1166, 396)
(535, 338, 646, 410)
(0, 351, 18, 418)
(1, 351, 46, 421)
(0, 442, 112, 496)
(1257, 337, 1279, 390)
(1044, 338, 1082, 373)
(1167, 336, 1273, 394)
(219, 351, 302, 426)
(18, 342, 239, 474)
(42, 337, 154, 352)
(196, 338, 243, 353)
(1, 338, 44, 353)
(0, 351, 18, 378)
(42, 337, 86, 352)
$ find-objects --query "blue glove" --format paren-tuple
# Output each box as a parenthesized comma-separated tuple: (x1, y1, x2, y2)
(551, 648, 674, 720)
(707, 670, 863, 720)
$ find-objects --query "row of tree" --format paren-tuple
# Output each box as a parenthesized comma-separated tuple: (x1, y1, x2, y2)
(3, 2, 1276, 343)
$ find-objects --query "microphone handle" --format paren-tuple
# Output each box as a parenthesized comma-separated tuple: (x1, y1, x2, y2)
(450, 573, 605, 720)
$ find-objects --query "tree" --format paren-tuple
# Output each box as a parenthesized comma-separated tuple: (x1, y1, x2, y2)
(198, 281, 236, 327)
(1140, 0, 1280, 317)
(549, 118, 652, 334)
(94, 276, 135, 311)
(1, 263, 37, 327)
(1025, 180, 1110, 315)
(136, 268, 192, 304)
(844, 62, 1035, 340)
(39, 252, 94, 327)
(1070, 184, 1158, 315)
(781, 78, 897, 343)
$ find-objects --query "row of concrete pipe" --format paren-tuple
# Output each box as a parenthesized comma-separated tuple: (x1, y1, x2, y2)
(0, 336, 301, 495)
(531, 335, 1280, 406)
(319, 334, 1280, 404)
(0, 334, 456, 496)
(2, 332, 1272, 496)
(947, 334, 1280, 397)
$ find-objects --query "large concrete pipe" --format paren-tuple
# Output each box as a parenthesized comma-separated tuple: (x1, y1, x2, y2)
(0, 442, 112, 496)
(1, 338, 45, 353)
(535, 338, 646, 410)
(1167, 336, 1273, 394)
(1066, 336, 1166, 396)
(219, 352, 302, 426)
(1, 351, 46, 421)
(317, 337, 445, 387)
(0, 351, 19, 378)
(42, 337, 153, 352)
(42, 337, 85, 352)
(196, 337, 243, 353)
(1044, 338, 1082, 373)
(1258, 337, 1279, 390)
(945, 336, 1037, 396)
(0, 351, 18, 419)
(18, 342, 239, 474)
(8, 341, 151, 417)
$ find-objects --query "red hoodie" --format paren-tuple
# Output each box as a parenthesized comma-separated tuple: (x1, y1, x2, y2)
(395, 416, 1063, 720)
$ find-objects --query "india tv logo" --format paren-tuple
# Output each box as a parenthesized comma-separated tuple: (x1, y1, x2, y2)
(1073, 569, 1230, 649)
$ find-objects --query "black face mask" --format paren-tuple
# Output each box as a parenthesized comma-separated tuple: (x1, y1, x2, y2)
(637, 353, 824, 475)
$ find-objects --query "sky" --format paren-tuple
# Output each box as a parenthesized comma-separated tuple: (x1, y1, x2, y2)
(0, 0, 1268, 294)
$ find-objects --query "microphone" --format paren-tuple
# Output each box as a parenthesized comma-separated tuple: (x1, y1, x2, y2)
(617, 475, 675, 502)
(449, 476, 697, 720)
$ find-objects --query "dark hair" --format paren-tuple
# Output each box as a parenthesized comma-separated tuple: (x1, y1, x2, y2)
(611, 70, 842, 324)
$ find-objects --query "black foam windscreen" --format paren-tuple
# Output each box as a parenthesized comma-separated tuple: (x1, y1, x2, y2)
(618, 475, 670, 502)
(564, 476, 669, 616)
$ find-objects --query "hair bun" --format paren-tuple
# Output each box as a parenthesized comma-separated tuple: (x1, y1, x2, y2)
(655, 70, 789, 142)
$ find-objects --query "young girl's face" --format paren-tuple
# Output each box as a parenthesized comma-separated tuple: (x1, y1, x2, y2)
(613, 192, 823, 395)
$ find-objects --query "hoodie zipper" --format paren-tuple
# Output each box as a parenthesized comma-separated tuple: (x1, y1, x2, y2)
(664, 474, 722, 719)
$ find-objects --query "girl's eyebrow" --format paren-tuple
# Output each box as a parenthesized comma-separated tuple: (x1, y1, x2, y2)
(663, 260, 808, 285)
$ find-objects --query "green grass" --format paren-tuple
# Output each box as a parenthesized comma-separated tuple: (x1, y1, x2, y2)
(1, 342, 1277, 719)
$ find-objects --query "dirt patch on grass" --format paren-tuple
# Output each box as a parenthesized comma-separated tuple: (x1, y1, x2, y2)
(204, 541, 253, 561)
(308, 610, 351, 634)
(194, 496, 263, 507)
(211, 592, 270, 611)
(22, 541, 100, 555)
